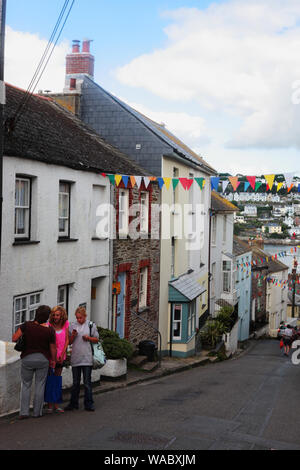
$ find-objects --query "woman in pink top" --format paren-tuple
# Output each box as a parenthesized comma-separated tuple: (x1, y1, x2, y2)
(46, 306, 69, 413)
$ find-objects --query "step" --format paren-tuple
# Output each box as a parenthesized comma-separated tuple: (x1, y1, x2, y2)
(129, 355, 148, 367)
(140, 361, 159, 372)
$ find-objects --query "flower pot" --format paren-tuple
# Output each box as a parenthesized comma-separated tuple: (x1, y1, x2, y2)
(100, 358, 127, 381)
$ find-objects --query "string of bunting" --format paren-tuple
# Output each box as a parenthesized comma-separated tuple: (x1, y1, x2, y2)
(101, 172, 300, 193)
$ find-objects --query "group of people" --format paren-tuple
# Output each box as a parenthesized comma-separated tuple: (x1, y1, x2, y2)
(12, 305, 99, 419)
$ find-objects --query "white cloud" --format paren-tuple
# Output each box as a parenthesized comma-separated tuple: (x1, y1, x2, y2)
(4, 26, 68, 93)
(115, 0, 300, 150)
(119, 97, 210, 146)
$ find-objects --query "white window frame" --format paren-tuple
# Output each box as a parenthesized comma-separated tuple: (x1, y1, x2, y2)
(140, 191, 149, 234)
(13, 291, 42, 332)
(15, 177, 31, 239)
(57, 285, 69, 311)
(188, 300, 196, 338)
(119, 189, 129, 237)
(59, 182, 71, 238)
(172, 304, 182, 341)
(139, 267, 148, 308)
(223, 260, 232, 293)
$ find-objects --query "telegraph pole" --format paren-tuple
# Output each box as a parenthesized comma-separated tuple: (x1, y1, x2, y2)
(0, 0, 6, 269)
(292, 257, 298, 318)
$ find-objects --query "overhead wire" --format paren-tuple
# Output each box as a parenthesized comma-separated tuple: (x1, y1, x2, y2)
(7, 0, 75, 132)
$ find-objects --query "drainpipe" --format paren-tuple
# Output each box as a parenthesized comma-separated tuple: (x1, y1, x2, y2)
(0, 0, 6, 270)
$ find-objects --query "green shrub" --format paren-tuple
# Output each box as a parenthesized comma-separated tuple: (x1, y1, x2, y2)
(97, 327, 134, 360)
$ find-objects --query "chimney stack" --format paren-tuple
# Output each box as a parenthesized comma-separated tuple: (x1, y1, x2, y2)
(65, 38, 95, 85)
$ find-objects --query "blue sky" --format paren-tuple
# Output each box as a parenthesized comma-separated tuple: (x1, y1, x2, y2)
(5, 0, 300, 176)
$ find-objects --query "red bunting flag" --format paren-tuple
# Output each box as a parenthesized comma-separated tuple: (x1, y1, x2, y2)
(247, 176, 256, 190)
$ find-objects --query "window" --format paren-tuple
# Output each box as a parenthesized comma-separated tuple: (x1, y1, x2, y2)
(188, 301, 196, 338)
(119, 189, 129, 237)
(13, 292, 41, 332)
(140, 192, 149, 234)
(223, 261, 232, 293)
(211, 262, 216, 297)
(57, 285, 69, 312)
(139, 267, 148, 308)
(15, 177, 31, 239)
(172, 304, 182, 340)
(59, 182, 71, 237)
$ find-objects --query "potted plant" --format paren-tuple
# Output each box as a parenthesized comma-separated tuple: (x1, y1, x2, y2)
(97, 328, 134, 380)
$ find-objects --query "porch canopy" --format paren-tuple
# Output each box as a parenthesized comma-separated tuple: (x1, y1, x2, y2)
(169, 270, 206, 303)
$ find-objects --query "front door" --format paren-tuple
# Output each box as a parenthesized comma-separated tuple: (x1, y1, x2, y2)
(116, 272, 126, 338)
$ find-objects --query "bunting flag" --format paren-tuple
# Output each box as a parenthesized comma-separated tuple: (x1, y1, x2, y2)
(244, 182, 250, 192)
(277, 182, 284, 192)
(264, 174, 275, 191)
(143, 177, 151, 189)
(122, 175, 129, 188)
(163, 177, 172, 190)
(135, 176, 142, 189)
(130, 176, 136, 188)
(288, 184, 294, 193)
(179, 178, 188, 190)
(229, 176, 240, 192)
(284, 172, 295, 188)
(195, 178, 205, 190)
(255, 181, 263, 192)
(186, 179, 194, 191)
(157, 177, 165, 190)
(211, 177, 220, 192)
(108, 175, 115, 186)
(115, 175, 122, 187)
(222, 180, 229, 193)
(247, 176, 256, 190)
(172, 178, 179, 190)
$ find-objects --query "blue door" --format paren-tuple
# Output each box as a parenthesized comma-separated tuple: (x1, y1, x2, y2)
(116, 272, 126, 338)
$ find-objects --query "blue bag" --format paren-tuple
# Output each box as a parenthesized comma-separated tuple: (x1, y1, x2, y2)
(44, 369, 63, 404)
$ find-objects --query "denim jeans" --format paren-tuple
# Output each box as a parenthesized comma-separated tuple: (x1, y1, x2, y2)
(69, 366, 94, 410)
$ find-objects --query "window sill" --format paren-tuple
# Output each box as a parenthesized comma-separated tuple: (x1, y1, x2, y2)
(57, 238, 79, 243)
(92, 237, 109, 241)
(13, 240, 40, 246)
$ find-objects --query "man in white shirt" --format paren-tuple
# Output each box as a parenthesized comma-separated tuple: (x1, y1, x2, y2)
(283, 325, 294, 356)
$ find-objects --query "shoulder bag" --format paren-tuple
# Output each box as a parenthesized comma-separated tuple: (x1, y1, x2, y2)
(14, 323, 27, 352)
(89, 322, 107, 370)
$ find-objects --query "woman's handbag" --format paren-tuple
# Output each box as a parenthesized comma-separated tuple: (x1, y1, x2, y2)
(89, 322, 107, 370)
(14, 323, 26, 352)
(44, 369, 63, 404)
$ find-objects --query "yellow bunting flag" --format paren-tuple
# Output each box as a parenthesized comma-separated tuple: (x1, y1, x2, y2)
(115, 175, 122, 187)
(163, 178, 172, 190)
(264, 174, 275, 191)
(277, 182, 283, 192)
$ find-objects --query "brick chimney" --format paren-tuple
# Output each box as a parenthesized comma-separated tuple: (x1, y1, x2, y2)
(65, 39, 95, 83)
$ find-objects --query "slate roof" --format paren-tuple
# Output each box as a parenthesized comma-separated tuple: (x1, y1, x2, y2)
(233, 236, 252, 257)
(3, 84, 150, 176)
(169, 271, 206, 302)
(82, 77, 217, 176)
(252, 245, 288, 274)
(211, 191, 237, 213)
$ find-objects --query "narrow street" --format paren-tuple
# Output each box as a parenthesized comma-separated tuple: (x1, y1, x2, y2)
(1, 339, 300, 451)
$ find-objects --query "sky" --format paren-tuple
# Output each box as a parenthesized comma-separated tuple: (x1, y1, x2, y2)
(4, 0, 300, 176)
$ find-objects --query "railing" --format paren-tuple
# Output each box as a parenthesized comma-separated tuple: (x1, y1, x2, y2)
(130, 310, 162, 368)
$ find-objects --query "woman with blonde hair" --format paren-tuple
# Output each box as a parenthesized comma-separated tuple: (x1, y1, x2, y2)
(65, 306, 99, 412)
(46, 305, 69, 413)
